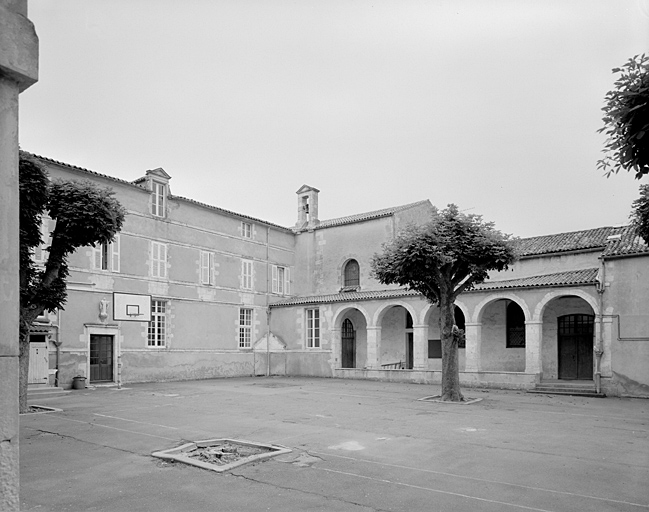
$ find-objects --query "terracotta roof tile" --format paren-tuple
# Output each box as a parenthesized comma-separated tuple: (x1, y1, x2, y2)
(313, 200, 431, 230)
(473, 268, 600, 291)
(517, 227, 625, 256)
(601, 226, 649, 257)
(270, 288, 420, 307)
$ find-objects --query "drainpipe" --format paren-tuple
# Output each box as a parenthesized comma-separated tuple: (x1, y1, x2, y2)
(595, 257, 606, 394)
(266, 226, 271, 377)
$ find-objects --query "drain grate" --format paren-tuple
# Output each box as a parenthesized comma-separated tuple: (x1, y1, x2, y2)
(152, 439, 291, 473)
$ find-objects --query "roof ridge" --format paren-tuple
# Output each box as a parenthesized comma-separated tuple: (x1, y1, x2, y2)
(315, 199, 431, 229)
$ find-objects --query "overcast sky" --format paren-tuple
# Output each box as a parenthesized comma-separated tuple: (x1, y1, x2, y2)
(20, 0, 649, 237)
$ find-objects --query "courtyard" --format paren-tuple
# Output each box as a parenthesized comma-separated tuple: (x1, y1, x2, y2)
(21, 377, 648, 512)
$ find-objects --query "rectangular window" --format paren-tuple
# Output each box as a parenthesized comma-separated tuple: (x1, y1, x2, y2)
(151, 181, 166, 217)
(151, 241, 167, 278)
(239, 308, 253, 348)
(200, 250, 214, 285)
(242, 221, 252, 239)
(428, 339, 442, 359)
(306, 308, 320, 348)
(241, 259, 253, 290)
(92, 235, 120, 272)
(148, 300, 166, 347)
(33, 217, 55, 264)
(272, 265, 290, 295)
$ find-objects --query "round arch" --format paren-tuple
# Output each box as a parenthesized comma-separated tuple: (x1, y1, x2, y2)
(332, 304, 372, 330)
(419, 300, 469, 326)
(533, 288, 599, 322)
(372, 300, 419, 327)
(471, 292, 531, 324)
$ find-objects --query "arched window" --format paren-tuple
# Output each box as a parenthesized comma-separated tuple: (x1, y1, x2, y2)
(343, 259, 360, 288)
(506, 301, 526, 347)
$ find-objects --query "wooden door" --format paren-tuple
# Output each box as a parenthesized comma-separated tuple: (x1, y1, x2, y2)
(341, 319, 355, 368)
(90, 335, 114, 382)
(28, 338, 49, 385)
(558, 315, 594, 380)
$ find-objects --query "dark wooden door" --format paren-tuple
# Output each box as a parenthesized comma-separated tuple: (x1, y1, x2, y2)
(341, 319, 355, 368)
(90, 335, 113, 382)
(558, 315, 594, 380)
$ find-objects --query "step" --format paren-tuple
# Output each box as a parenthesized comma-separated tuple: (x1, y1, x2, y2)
(27, 386, 71, 399)
(527, 389, 606, 398)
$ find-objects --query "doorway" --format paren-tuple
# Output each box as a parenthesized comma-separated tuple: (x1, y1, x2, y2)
(90, 334, 114, 382)
(558, 314, 594, 380)
(341, 319, 356, 368)
(28, 335, 49, 385)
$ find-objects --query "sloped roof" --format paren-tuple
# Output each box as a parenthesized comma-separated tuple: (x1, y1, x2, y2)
(270, 288, 420, 307)
(601, 226, 649, 258)
(516, 227, 626, 257)
(314, 200, 432, 230)
(473, 268, 600, 291)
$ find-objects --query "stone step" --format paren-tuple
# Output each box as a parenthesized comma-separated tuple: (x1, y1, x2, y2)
(528, 384, 605, 398)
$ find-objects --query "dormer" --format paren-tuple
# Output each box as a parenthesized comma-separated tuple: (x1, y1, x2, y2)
(137, 168, 171, 218)
(295, 185, 320, 231)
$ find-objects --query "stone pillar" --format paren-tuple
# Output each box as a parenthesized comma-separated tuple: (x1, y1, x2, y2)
(330, 327, 341, 369)
(524, 320, 543, 374)
(599, 316, 614, 378)
(0, 2, 38, 510)
(366, 326, 381, 369)
(464, 322, 482, 372)
(412, 324, 428, 370)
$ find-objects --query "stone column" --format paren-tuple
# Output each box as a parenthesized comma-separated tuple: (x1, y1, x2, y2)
(0, 2, 38, 510)
(412, 324, 428, 370)
(599, 316, 614, 378)
(366, 326, 381, 369)
(524, 320, 543, 374)
(330, 327, 341, 369)
(464, 322, 482, 372)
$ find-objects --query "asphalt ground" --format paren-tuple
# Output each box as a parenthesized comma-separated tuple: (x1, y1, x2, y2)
(20, 377, 649, 512)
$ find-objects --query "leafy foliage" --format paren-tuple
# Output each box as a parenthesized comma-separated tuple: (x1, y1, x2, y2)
(631, 184, 649, 245)
(371, 204, 518, 303)
(597, 54, 649, 178)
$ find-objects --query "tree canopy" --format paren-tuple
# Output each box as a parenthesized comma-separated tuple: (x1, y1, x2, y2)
(631, 184, 649, 245)
(597, 54, 649, 179)
(371, 205, 517, 401)
(18, 153, 126, 412)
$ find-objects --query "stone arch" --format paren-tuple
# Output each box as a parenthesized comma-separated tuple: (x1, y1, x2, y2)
(337, 255, 362, 289)
(533, 288, 599, 322)
(332, 304, 372, 330)
(472, 292, 531, 324)
(419, 300, 469, 326)
(372, 300, 419, 327)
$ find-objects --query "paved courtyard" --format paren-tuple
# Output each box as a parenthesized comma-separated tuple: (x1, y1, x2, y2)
(21, 377, 649, 511)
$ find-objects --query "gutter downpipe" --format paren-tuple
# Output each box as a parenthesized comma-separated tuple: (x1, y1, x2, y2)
(595, 256, 606, 395)
(266, 226, 271, 377)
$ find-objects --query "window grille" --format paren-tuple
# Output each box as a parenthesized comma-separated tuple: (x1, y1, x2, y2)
(506, 301, 526, 347)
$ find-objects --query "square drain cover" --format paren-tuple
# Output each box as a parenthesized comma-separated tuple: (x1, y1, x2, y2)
(152, 439, 291, 472)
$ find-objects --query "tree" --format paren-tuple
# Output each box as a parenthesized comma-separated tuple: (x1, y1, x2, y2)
(597, 54, 649, 179)
(371, 205, 517, 402)
(18, 153, 126, 412)
(631, 184, 649, 245)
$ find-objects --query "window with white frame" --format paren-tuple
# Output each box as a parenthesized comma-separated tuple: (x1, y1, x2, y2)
(93, 235, 120, 272)
(200, 250, 214, 285)
(241, 221, 252, 239)
(151, 241, 167, 278)
(148, 300, 166, 347)
(151, 181, 166, 217)
(306, 308, 320, 348)
(241, 259, 253, 290)
(272, 265, 290, 295)
(33, 217, 55, 264)
(239, 308, 253, 348)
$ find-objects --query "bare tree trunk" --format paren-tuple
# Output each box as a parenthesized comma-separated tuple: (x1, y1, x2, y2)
(439, 293, 463, 402)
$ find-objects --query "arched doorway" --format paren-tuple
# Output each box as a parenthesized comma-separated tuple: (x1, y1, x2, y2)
(341, 318, 356, 368)
(558, 314, 594, 380)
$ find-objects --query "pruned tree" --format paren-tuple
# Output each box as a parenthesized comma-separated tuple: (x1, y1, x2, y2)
(19, 153, 126, 412)
(631, 184, 649, 245)
(371, 205, 517, 401)
(597, 54, 649, 179)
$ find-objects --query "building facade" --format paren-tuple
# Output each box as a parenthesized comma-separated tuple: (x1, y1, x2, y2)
(28, 154, 649, 398)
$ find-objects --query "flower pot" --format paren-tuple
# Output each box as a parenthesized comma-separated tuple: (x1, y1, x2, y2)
(72, 376, 86, 390)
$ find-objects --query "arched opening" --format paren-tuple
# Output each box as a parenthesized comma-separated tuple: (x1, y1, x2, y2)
(455, 306, 466, 349)
(506, 301, 526, 348)
(341, 318, 356, 368)
(378, 305, 411, 369)
(479, 298, 527, 371)
(540, 295, 595, 380)
(343, 259, 360, 288)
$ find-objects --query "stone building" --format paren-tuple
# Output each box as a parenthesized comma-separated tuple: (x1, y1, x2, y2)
(27, 153, 649, 398)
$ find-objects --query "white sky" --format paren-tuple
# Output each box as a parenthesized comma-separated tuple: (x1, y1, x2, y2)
(19, 0, 649, 237)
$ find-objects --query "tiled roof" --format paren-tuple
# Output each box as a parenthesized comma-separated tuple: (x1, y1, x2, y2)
(25, 152, 293, 232)
(517, 227, 626, 257)
(313, 200, 432, 230)
(270, 268, 600, 307)
(601, 226, 649, 258)
(270, 288, 420, 307)
(473, 268, 600, 291)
